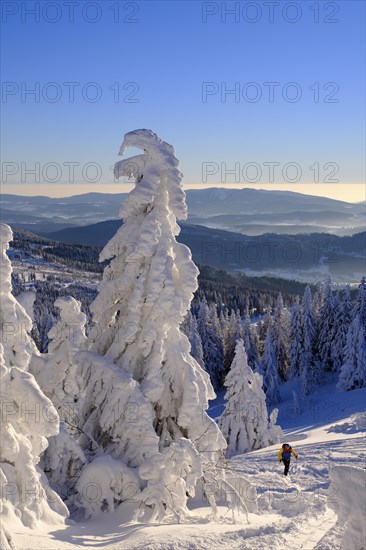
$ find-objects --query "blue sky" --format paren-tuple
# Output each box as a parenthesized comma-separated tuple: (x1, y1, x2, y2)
(1, 0, 365, 201)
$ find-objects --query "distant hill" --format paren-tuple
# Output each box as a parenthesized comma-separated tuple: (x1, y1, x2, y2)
(10, 228, 309, 312)
(1, 188, 364, 235)
(43, 219, 121, 246)
(34, 220, 366, 283)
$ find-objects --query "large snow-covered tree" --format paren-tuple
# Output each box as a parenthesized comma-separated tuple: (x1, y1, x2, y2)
(0, 224, 68, 549)
(87, 130, 233, 519)
(219, 340, 282, 457)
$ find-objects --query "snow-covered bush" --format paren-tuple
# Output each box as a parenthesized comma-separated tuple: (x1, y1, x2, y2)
(219, 339, 282, 457)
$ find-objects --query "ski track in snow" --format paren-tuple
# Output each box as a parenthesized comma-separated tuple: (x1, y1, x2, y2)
(11, 388, 366, 550)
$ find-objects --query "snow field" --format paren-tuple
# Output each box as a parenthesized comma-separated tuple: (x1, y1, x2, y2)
(10, 384, 366, 550)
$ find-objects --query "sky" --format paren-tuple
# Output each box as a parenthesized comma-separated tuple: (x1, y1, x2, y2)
(1, 0, 365, 202)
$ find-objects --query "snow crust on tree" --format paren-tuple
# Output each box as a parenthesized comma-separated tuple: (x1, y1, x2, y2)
(74, 351, 159, 466)
(16, 291, 36, 323)
(219, 340, 282, 457)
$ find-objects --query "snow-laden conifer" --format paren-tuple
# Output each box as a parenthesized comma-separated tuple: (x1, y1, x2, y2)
(219, 340, 282, 456)
(87, 130, 236, 520)
(0, 224, 67, 548)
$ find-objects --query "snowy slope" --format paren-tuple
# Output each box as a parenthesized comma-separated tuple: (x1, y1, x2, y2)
(11, 384, 365, 550)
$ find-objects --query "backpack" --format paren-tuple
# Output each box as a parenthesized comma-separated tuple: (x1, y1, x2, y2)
(282, 443, 292, 460)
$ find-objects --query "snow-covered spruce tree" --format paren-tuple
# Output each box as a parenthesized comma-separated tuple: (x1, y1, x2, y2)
(288, 297, 303, 379)
(300, 285, 320, 396)
(219, 340, 282, 457)
(316, 277, 338, 373)
(242, 311, 258, 371)
(31, 296, 87, 411)
(256, 308, 273, 356)
(0, 224, 67, 548)
(219, 308, 229, 335)
(338, 278, 366, 391)
(331, 285, 353, 372)
(88, 130, 237, 520)
(272, 294, 290, 380)
(223, 309, 243, 373)
(260, 327, 281, 405)
(189, 315, 205, 369)
(197, 297, 225, 390)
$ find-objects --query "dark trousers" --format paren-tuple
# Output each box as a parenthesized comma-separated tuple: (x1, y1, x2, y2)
(283, 459, 291, 476)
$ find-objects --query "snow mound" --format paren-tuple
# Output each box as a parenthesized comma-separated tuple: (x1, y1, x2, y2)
(76, 455, 140, 518)
(328, 465, 366, 550)
(327, 411, 366, 434)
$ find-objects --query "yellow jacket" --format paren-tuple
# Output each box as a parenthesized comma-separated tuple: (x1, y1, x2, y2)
(278, 446, 298, 462)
